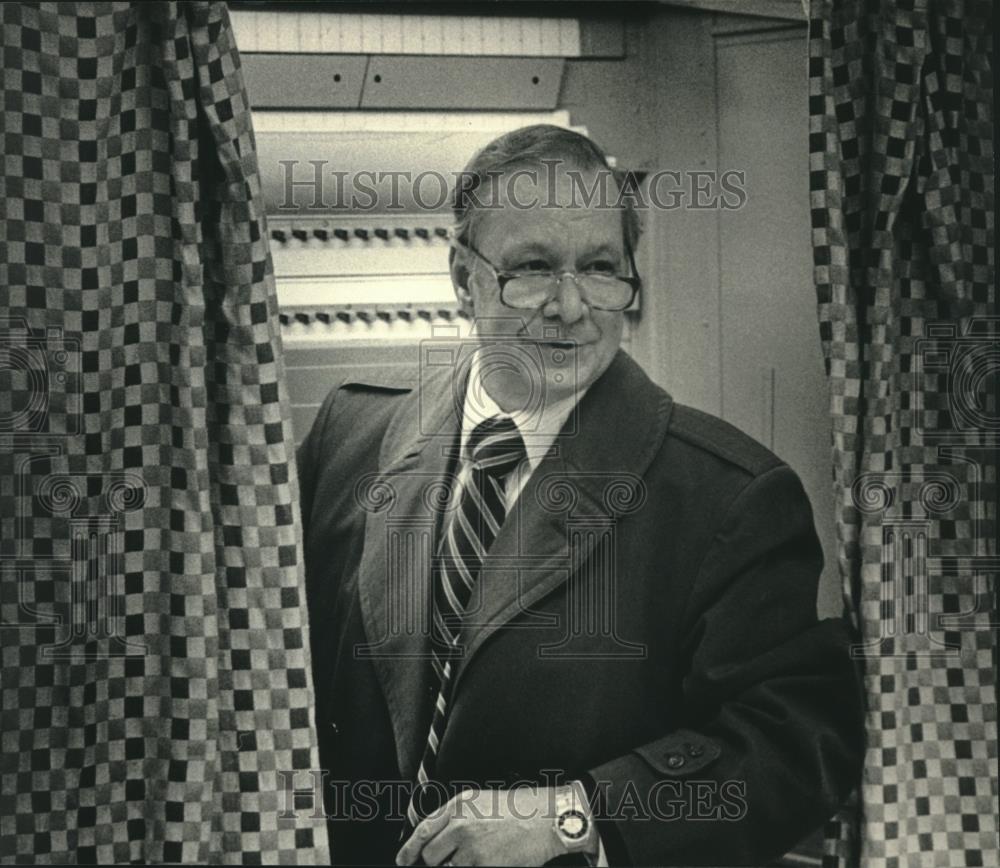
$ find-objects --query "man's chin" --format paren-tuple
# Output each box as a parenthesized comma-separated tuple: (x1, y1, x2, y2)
(541, 360, 598, 402)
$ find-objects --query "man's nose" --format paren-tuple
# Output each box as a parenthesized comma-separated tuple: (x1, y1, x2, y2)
(543, 274, 586, 324)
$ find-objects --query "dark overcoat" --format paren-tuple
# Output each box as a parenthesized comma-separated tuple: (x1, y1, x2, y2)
(298, 350, 864, 866)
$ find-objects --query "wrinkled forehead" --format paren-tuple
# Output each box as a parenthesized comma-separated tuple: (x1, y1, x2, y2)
(469, 161, 627, 254)
(466, 159, 618, 207)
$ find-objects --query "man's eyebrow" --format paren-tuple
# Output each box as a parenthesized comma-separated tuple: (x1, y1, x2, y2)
(497, 241, 624, 263)
(583, 244, 623, 260)
(496, 241, 555, 263)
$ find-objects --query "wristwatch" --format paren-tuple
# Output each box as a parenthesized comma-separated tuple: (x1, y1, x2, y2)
(553, 782, 599, 863)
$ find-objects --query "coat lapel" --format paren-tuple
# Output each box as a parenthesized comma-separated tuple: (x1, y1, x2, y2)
(451, 351, 674, 695)
(355, 365, 462, 779)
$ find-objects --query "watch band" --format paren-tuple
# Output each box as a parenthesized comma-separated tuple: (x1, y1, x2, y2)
(553, 781, 598, 860)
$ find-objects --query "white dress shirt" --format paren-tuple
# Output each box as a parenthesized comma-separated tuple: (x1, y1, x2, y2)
(457, 349, 584, 510)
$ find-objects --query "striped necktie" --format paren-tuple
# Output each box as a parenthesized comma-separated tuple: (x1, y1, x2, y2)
(403, 415, 526, 834)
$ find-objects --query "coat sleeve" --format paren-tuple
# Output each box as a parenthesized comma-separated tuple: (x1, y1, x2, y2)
(296, 384, 342, 543)
(583, 464, 865, 866)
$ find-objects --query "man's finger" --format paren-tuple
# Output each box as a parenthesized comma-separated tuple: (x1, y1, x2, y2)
(419, 823, 463, 866)
(395, 802, 454, 865)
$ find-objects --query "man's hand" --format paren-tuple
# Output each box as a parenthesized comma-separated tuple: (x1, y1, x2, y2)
(396, 786, 585, 867)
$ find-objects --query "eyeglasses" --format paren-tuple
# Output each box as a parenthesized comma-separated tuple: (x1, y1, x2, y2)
(455, 237, 642, 312)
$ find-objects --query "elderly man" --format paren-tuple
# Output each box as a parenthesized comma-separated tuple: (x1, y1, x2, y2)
(298, 125, 864, 866)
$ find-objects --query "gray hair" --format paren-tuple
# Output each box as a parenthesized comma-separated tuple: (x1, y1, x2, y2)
(451, 124, 642, 251)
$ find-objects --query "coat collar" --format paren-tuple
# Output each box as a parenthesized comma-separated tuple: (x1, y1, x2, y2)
(355, 350, 674, 778)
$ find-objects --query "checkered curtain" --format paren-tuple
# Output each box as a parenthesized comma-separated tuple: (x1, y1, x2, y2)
(808, 1, 996, 866)
(0, 2, 329, 863)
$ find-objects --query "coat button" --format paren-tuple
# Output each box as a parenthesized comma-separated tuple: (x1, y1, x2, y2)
(666, 753, 685, 769)
(330, 721, 339, 733)
(686, 743, 704, 757)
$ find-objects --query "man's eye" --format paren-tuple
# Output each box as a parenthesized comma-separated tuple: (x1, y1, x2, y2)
(584, 261, 618, 274)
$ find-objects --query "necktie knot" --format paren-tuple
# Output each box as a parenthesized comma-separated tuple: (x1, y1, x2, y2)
(467, 416, 526, 479)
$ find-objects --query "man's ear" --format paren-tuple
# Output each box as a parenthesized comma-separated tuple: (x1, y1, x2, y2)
(449, 246, 475, 316)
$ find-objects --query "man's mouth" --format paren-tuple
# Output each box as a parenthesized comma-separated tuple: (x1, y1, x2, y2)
(508, 331, 593, 350)
(519, 336, 585, 349)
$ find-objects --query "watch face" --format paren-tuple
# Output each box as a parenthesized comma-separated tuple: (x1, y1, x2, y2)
(558, 809, 588, 840)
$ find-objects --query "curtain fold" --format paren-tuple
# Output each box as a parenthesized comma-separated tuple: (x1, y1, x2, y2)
(0, 2, 329, 862)
(808, 0, 996, 865)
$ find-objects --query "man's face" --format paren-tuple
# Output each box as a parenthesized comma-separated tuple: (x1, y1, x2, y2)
(453, 163, 627, 411)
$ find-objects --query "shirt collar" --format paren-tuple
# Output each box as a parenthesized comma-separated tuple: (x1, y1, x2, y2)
(460, 349, 587, 472)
